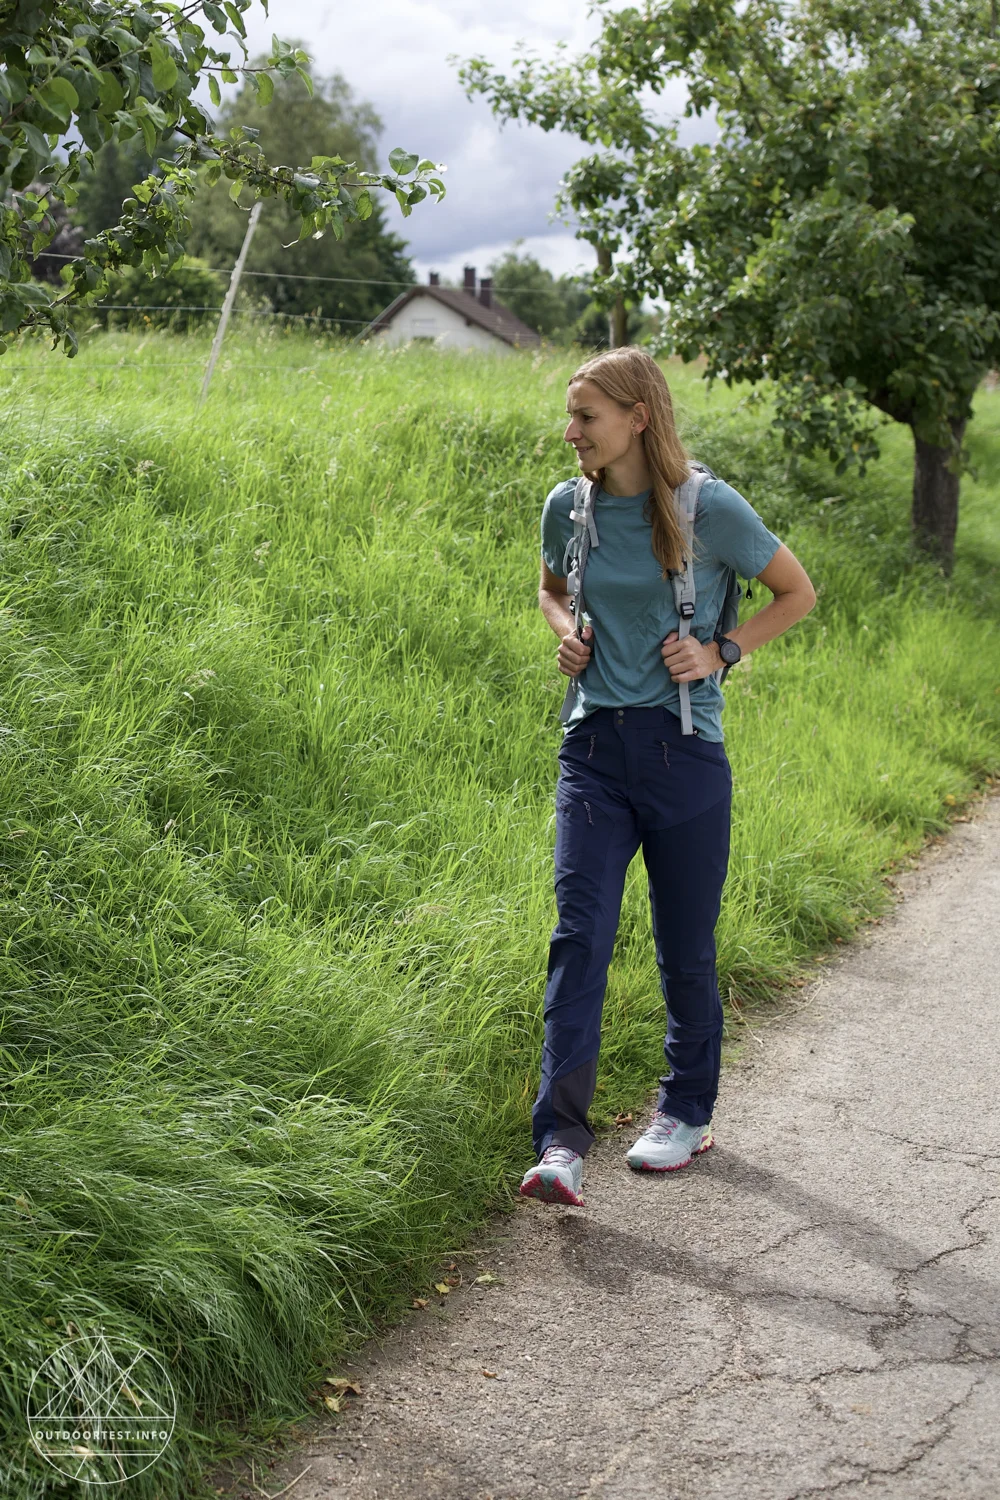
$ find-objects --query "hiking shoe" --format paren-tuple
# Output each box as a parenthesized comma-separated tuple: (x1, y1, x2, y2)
(519, 1145, 584, 1206)
(626, 1112, 714, 1173)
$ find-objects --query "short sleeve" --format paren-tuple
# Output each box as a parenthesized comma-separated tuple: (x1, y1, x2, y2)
(540, 480, 574, 576)
(703, 479, 782, 577)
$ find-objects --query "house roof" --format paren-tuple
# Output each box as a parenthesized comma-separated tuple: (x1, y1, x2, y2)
(359, 284, 542, 348)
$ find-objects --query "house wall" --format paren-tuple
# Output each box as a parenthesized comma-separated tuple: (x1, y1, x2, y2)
(372, 292, 513, 354)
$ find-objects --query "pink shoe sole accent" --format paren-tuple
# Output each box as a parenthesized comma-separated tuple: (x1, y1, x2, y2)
(519, 1171, 584, 1207)
(627, 1135, 714, 1174)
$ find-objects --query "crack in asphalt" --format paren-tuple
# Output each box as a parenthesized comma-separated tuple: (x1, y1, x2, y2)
(785, 1377, 985, 1500)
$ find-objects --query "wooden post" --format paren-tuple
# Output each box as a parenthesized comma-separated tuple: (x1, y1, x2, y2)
(199, 199, 262, 403)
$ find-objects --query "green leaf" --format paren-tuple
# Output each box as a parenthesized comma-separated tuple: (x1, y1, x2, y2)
(208, 73, 221, 107)
(20, 123, 51, 159)
(76, 109, 106, 152)
(38, 76, 79, 124)
(138, 113, 156, 153)
(223, 2, 247, 38)
(388, 147, 420, 176)
(0, 67, 27, 104)
(203, 3, 227, 32)
(255, 71, 273, 106)
(98, 71, 124, 113)
(229, 177, 243, 203)
(221, 66, 238, 83)
(149, 40, 178, 91)
(295, 66, 314, 96)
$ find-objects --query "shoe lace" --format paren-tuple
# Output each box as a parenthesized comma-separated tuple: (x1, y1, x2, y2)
(645, 1111, 681, 1142)
(541, 1145, 580, 1167)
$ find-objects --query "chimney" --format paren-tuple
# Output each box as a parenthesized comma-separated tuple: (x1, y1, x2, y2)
(428, 271, 439, 285)
(478, 276, 493, 309)
(463, 265, 476, 297)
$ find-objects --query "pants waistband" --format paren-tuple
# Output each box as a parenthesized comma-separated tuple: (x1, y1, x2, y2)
(571, 705, 702, 733)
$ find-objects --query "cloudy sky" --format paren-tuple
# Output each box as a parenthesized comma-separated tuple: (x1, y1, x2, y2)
(238, 0, 712, 288)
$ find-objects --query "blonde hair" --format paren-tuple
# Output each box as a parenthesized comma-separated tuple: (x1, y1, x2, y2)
(569, 348, 692, 578)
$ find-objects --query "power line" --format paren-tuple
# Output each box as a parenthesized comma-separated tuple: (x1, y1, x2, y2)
(30, 250, 590, 300)
(90, 304, 380, 324)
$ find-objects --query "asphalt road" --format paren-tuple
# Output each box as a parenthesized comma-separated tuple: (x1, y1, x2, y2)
(212, 785, 1000, 1500)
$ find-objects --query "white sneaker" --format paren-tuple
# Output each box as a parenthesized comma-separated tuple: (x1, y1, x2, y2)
(626, 1112, 714, 1173)
(519, 1145, 584, 1206)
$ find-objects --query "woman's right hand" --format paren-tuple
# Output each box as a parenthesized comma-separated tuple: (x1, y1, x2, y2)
(557, 624, 594, 677)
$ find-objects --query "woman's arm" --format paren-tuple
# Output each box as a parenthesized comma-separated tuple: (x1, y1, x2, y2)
(661, 543, 817, 684)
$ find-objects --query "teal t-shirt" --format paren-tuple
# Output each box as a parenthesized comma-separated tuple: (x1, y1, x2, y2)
(540, 473, 782, 741)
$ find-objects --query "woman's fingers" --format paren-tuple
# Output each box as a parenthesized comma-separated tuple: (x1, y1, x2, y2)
(558, 627, 593, 677)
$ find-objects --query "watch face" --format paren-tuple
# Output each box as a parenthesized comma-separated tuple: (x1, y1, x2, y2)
(720, 639, 741, 664)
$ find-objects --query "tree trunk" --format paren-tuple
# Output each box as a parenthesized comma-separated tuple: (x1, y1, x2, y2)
(594, 242, 629, 348)
(611, 295, 628, 349)
(911, 418, 965, 576)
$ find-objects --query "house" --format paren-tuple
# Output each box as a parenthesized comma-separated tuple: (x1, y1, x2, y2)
(357, 266, 542, 352)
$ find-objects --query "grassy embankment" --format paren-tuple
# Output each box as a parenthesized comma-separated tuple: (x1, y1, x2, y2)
(0, 331, 997, 1498)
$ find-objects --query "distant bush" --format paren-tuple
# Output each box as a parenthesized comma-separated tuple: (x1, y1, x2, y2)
(93, 257, 224, 333)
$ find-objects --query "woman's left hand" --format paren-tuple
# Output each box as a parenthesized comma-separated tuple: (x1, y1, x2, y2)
(660, 631, 721, 683)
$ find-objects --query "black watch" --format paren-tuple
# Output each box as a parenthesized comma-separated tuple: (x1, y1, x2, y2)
(714, 631, 741, 666)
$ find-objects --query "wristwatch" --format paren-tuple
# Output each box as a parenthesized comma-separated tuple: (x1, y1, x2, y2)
(714, 630, 742, 666)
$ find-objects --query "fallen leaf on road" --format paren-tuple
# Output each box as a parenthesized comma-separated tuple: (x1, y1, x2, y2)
(482, 1369, 498, 1378)
(411, 1297, 429, 1309)
(473, 1273, 498, 1285)
(325, 1378, 362, 1396)
(614, 1112, 633, 1126)
(322, 1395, 342, 1413)
(433, 1282, 450, 1295)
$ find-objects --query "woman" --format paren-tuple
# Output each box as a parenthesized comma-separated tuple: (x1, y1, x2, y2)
(520, 348, 816, 1208)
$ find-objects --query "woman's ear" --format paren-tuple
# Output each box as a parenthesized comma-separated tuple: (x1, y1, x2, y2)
(632, 402, 651, 436)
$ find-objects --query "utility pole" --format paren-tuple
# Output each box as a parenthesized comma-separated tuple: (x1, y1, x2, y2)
(200, 199, 263, 403)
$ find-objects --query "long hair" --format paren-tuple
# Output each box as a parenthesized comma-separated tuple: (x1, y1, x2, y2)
(569, 348, 693, 578)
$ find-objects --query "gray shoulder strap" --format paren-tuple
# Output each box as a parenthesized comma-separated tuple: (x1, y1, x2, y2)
(560, 475, 598, 576)
(671, 466, 710, 736)
(558, 476, 599, 725)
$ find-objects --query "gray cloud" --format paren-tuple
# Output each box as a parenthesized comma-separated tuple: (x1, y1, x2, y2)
(239, 1, 714, 281)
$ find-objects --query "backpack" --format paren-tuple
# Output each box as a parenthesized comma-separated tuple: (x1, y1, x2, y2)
(558, 462, 752, 733)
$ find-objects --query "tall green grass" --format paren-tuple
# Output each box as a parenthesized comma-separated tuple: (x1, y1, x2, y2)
(0, 331, 997, 1498)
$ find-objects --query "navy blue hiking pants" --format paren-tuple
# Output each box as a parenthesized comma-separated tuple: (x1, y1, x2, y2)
(532, 703, 732, 1161)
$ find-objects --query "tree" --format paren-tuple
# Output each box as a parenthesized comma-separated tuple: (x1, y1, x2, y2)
(0, 0, 445, 356)
(73, 133, 159, 241)
(479, 243, 653, 348)
(183, 58, 415, 330)
(483, 244, 588, 339)
(457, 0, 1000, 574)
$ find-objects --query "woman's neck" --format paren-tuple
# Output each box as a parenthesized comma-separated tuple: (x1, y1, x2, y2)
(600, 452, 653, 497)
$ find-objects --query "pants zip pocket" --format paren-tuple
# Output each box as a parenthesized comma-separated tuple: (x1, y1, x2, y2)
(659, 740, 670, 768)
(588, 734, 596, 760)
(583, 800, 593, 825)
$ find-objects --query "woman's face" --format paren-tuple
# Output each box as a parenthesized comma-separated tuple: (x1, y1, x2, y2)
(563, 379, 645, 470)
